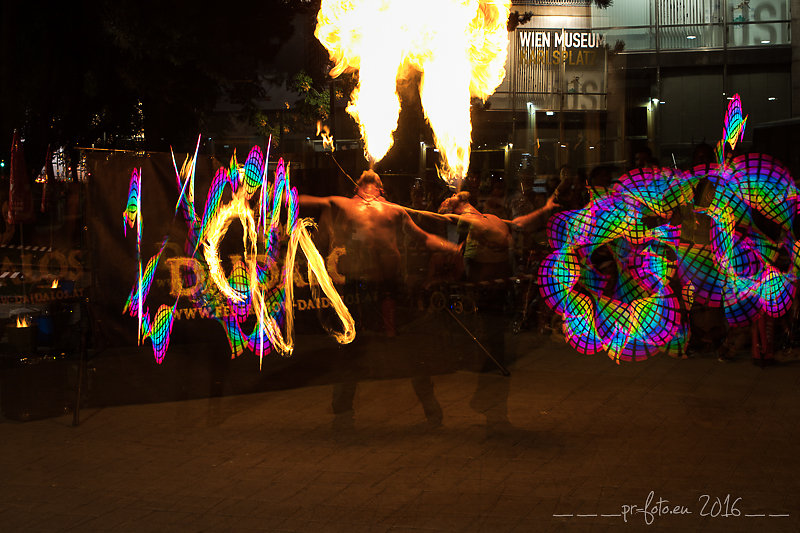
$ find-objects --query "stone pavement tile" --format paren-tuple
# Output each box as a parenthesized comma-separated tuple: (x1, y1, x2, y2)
(168, 477, 242, 501)
(123, 509, 197, 528)
(301, 502, 367, 524)
(290, 519, 378, 533)
(3, 486, 79, 517)
(384, 527, 449, 533)
(70, 488, 139, 510)
(268, 465, 324, 485)
(314, 469, 373, 487)
(367, 485, 427, 513)
(257, 503, 310, 527)
(549, 496, 603, 517)
(415, 433, 474, 457)
(332, 502, 399, 527)
(419, 470, 472, 494)
(64, 508, 157, 531)
(242, 462, 286, 482)
(500, 476, 576, 500)
(211, 496, 286, 519)
(332, 500, 399, 528)
(167, 493, 226, 515)
(377, 507, 431, 532)
(512, 497, 564, 525)
(202, 506, 292, 530)
(470, 513, 528, 532)
(430, 492, 501, 515)
(0, 506, 43, 532)
(417, 511, 486, 531)
(284, 441, 345, 465)
(206, 512, 297, 532)
(430, 428, 487, 452)
(217, 475, 282, 498)
(369, 466, 431, 490)
(405, 486, 463, 506)
(455, 469, 512, 494)
(489, 493, 550, 517)
(325, 484, 392, 510)
(276, 486, 342, 508)
(261, 482, 326, 506)
(126, 492, 184, 513)
(4, 334, 800, 532)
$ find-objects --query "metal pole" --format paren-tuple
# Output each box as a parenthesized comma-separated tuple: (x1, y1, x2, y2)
(72, 298, 88, 427)
(446, 308, 510, 376)
(73, 152, 92, 426)
(329, 78, 336, 139)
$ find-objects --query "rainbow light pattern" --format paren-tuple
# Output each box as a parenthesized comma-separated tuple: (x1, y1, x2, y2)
(123, 143, 355, 365)
(142, 302, 179, 364)
(122, 167, 144, 342)
(123, 168, 141, 237)
(538, 94, 799, 363)
(123, 237, 168, 318)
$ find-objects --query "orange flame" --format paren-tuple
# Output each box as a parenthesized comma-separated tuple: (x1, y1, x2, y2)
(15, 315, 30, 328)
(315, 0, 510, 186)
(202, 193, 255, 304)
(51, 279, 59, 289)
(201, 169, 355, 361)
(316, 121, 335, 152)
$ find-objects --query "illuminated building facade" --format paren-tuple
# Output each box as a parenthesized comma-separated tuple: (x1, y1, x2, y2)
(482, 0, 796, 177)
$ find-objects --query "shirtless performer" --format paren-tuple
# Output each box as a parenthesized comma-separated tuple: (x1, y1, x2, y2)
(300, 170, 457, 429)
(437, 191, 558, 282)
(299, 170, 457, 288)
(436, 191, 558, 434)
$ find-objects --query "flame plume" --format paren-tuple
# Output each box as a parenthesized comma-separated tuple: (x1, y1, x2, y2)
(316, 121, 335, 151)
(201, 158, 355, 365)
(315, 0, 510, 186)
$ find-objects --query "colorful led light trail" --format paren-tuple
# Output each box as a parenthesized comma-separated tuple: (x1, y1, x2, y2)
(123, 145, 355, 365)
(538, 95, 799, 362)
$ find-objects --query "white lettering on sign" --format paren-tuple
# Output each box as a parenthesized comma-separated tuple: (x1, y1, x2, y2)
(519, 30, 605, 49)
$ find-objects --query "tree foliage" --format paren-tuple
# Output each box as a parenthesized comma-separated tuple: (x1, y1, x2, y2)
(0, 1, 310, 165)
(508, 1, 613, 31)
(253, 69, 331, 148)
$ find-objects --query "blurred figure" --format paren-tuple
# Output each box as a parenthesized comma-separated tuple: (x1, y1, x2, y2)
(435, 189, 558, 281)
(439, 191, 512, 282)
(300, 170, 457, 305)
(409, 179, 428, 212)
(300, 170, 457, 430)
(550, 165, 587, 210)
(437, 190, 557, 436)
(437, 190, 552, 260)
(406, 180, 453, 300)
(587, 165, 615, 200)
(461, 170, 481, 197)
(691, 141, 715, 166)
(481, 178, 509, 219)
(632, 145, 658, 170)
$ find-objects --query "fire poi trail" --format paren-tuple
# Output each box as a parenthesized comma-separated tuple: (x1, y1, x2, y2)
(122, 142, 355, 366)
(538, 95, 800, 363)
(314, 0, 511, 187)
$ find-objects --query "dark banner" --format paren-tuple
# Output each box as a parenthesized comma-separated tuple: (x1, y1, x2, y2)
(87, 150, 223, 353)
(86, 150, 350, 361)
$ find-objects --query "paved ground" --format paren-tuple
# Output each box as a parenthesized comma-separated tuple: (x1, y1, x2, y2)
(2, 316, 800, 532)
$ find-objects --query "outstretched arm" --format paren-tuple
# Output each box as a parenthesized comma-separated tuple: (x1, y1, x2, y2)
(510, 194, 559, 232)
(298, 194, 353, 218)
(298, 194, 333, 211)
(402, 206, 461, 225)
(401, 210, 459, 254)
